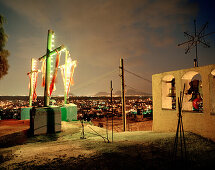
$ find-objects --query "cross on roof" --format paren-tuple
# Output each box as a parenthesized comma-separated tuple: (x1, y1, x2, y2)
(178, 20, 215, 67)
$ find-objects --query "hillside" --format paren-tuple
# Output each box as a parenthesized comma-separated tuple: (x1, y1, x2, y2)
(1, 121, 215, 169)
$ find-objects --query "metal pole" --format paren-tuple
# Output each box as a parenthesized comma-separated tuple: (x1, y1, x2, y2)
(44, 30, 54, 107)
(80, 119, 86, 139)
(194, 20, 198, 67)
(64, 50, 68, 104)
(195, 42, 198, 67)
(106, 83, 109, 142)
(29, 58, 33, 107)
(120, 58, 126, 131)
(106, 110, 109, 142)
(111, 80, 113, 142)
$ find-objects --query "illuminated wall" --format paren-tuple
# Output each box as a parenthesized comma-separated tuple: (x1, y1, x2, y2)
(152, 64, 215, 141)
(210, 69, 215, 114)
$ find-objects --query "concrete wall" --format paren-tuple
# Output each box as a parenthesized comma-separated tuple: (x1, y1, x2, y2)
(30, 106, 61, 135)
(152, 64, 215, 141)
(21, 107, 32, 120)
(61, 103, 77, 121)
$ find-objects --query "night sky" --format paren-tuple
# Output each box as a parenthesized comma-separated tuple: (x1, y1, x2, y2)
(0, 0, 215, 96)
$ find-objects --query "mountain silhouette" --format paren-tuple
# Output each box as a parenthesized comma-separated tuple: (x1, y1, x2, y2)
(95, 89, 151, 96)
(95, 91, 109, 96)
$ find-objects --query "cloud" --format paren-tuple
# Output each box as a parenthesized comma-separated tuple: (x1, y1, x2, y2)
(3, 0, 50, 27)
(150, 36, 174, 47)
(12, 36, 46, 60)
(1, 0, 199, 95)
(2, 0, 198, 67)
(3, 0, 198, 44)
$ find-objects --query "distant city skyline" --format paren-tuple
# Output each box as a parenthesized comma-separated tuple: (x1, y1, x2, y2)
(0, 0, 215, 96)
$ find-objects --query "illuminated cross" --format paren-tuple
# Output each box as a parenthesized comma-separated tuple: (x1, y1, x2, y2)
(38, 30, 65, 106)
(27, 58, 39, 107)
(60, 50, 77, 104)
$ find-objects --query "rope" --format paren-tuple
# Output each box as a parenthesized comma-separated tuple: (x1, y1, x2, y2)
(87, 125, 109, 143)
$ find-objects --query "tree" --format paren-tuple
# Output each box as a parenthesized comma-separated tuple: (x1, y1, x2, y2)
(0, 14, 9, 79)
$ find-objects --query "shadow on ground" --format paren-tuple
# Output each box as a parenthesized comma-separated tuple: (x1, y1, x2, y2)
(1, 133, 215, 170)
(1, 122, 215, 170)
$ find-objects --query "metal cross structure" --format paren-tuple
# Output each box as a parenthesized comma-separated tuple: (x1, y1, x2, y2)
(60, 50, 77, 104)
(178, 20, 215, 67)
(38, 30, 65, 107)
(27, 58, 39, 106)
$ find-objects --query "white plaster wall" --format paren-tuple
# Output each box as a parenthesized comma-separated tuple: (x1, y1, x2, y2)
(152, 64, 215, 141)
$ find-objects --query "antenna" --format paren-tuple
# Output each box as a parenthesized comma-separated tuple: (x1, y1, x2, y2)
(178, 20, 215, 67)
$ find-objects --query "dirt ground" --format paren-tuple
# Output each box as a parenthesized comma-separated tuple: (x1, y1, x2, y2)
(0, 121, 215, 170)
(0, 120, 30, 137)
(92, 117, 152, 132)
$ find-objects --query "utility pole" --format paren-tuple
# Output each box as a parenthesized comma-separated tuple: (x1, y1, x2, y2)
(120, 58, 126, 131)
(111, 80, 113, 142)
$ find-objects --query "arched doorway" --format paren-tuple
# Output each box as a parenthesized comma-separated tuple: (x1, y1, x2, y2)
(182, 71, 203, 112)
(162, 75, 176, 110)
